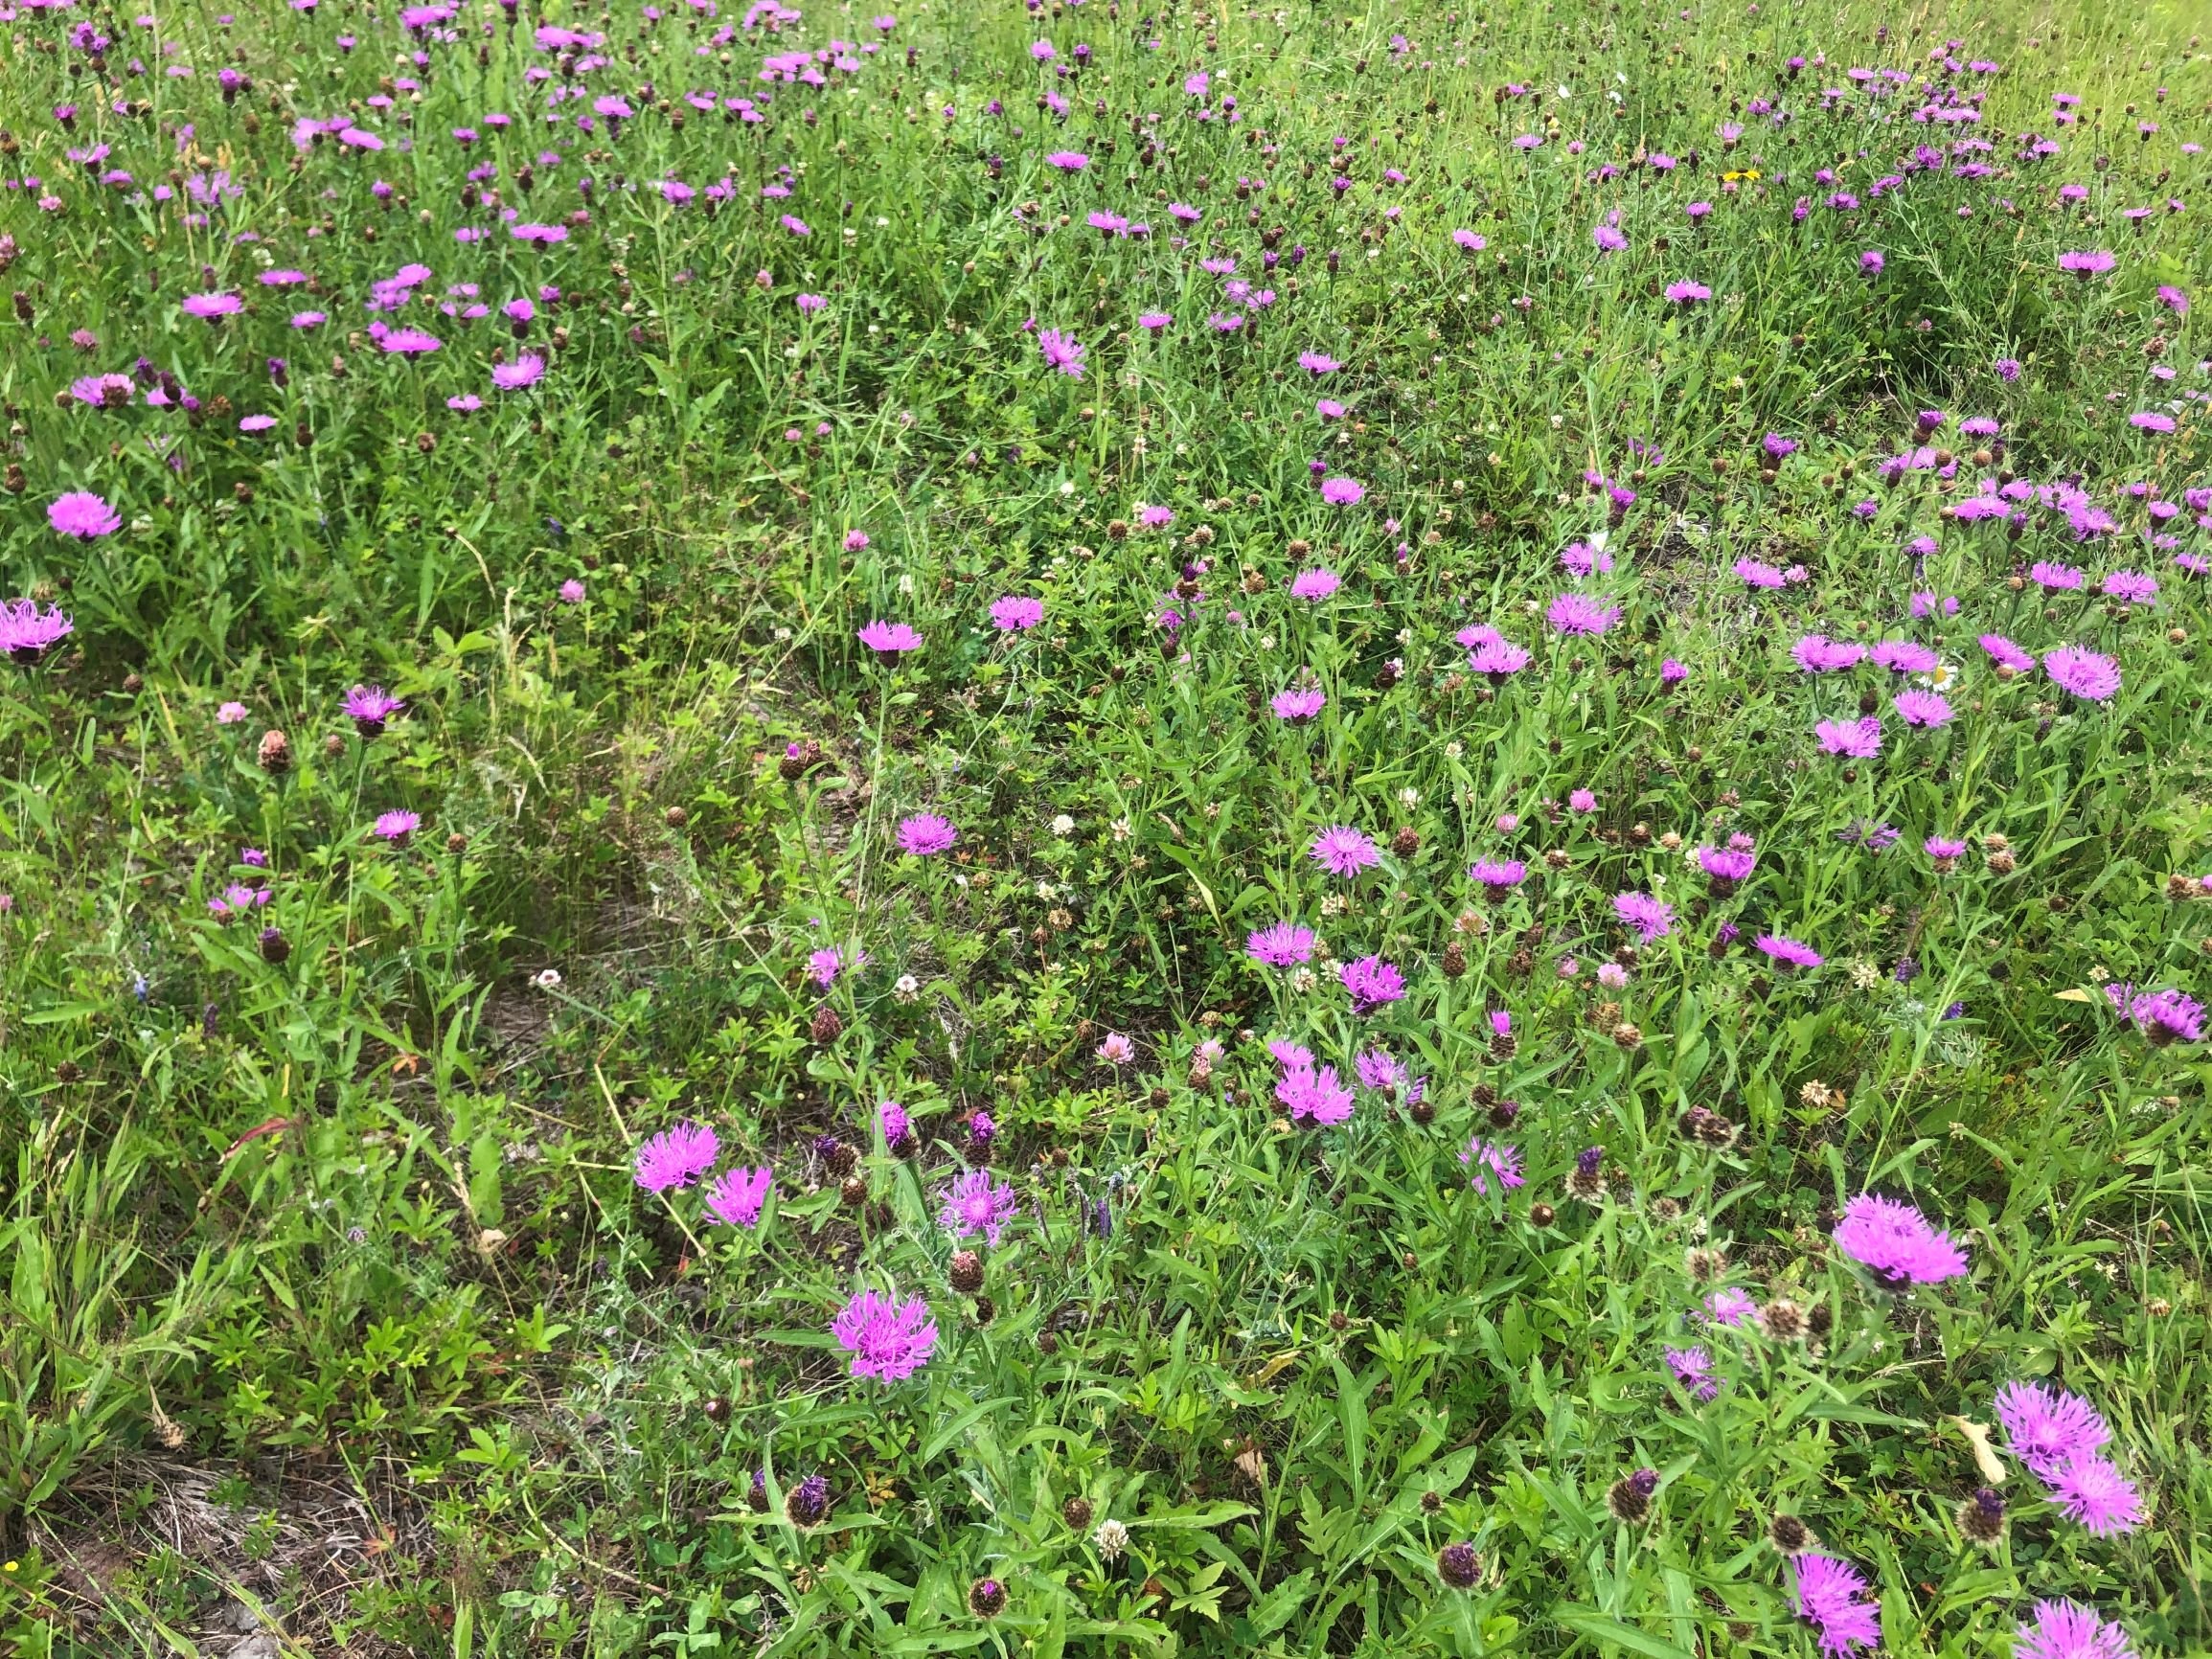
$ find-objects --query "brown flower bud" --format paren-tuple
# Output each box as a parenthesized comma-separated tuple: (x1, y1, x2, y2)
(257, 729, 292, 773)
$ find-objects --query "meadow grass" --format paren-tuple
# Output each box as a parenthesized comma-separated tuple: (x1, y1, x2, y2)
(0, 0, 2209, 1652)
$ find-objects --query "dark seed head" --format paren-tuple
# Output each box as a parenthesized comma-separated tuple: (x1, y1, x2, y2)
(1529, 1202, 1556, 1228)
(785, 1473, 829, 1528)
(1436, 1542, 1481, 1589)
(948, 1249, 985, 1294)
(746, 1468, 770, 1512)
(1061, 1495, 1094, 1531)
(1607, 1470, 1657, 1523)
(968, 1578, 1007, 1619)
(1958, 1488, 2006, 1542)
(1767, 1512, 1813, 1556)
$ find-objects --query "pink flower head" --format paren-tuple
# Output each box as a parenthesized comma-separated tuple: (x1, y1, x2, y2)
(377, 327, 444, 355)
(372, 809, 420, 843)
(938, 1169, 1018, 1245)
(990, 595, 1044, 631)
(181, 291, 244, 319)
(48, 491, 120, 539)
(1979, 633, 2035, 673)
(0, 598, 75, 661)
(1893, 689, 1953, 727)
(1310, 825, 1380, 876)
(1038, 327, 1086, 377)
(1791, 1554, 1881, 1657)
(1320, 476, 1366, 506)
(343, 684, 405, 736)
(1339, 954, 1405, 1013)
(1755, 933, 1823, 969)
(1248, 921, 1316, 966)
(857, 619, 924, 653)
(635, 1121, 719, 1192)
(1277, 1058, 1354, 1126)
(1832, 1192, 1970, 1287)
(1289, 567, 1341, 600)
(2014, 1600, 2139, 1659)
(705, 1165, 773, 1227)
(1666, 1346, 1720, 1403)
(2049, 1456, 2143, 1535)
(831, 1288, 938, 1381)
(2057, 248, 2116, 277)
(1815, 717, 1882, 758)
(1995, 1381, 2112, 1479)
(1701, 1287, 1759, 1327)
(1663, 279, 1712, 304)
(2044, 647, 2120, 701)
(1613, 891, 1674, 943)
(1096, 1031, 1135, 1066)
(491, 352, 546, 390)
(1546, 593, 1619, 635)
(896, 814, 956, 856)
(1470, 858, 1526, 889)
(1460, 1137, 1525, 1196)
(1792, 635, 1869, 673)
(1271, 687, 1326, 721)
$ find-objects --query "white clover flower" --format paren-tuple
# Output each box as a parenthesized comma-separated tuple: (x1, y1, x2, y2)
(531, 968, 563, 989)
(1051, 814, 1076, 836)
(893, 974, 920, 1003)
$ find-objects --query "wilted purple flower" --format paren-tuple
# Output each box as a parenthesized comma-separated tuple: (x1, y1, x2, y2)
(635, 1121, 720, 1192)
(831, 1289, 938, 1381)
(1833, 1193, 1970, 1286)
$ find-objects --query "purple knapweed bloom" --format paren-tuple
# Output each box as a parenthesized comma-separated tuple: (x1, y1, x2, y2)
(1791, 1554, 1881, 1657)
(938, 1169, 1019, 1246)
(706, 1165, 773, 1227)
(1247, 921, 1316, 967)
(1339, 954, 1406, 1013)
(1310, 826, 1380, 876)
(635, 1121, 719, 1192)
(831, 1289, 938, 1381)
(1833, 1193, 1970, 1287)
(897, 814, 957, 856)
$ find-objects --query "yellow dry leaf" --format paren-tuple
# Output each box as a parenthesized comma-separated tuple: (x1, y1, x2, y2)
(1950, 1415, 2007, 1485)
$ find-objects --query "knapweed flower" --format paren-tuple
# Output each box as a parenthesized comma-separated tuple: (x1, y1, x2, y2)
(2106, 984, 2204, 1044)
(1461, 1138, 1525, 1196)
(1096, 1031, 1135, 1065)
(706, 1165, 773, 1227)
(0, 599, 75, 661)
(990, 595, 1044, 630)
(1248, 922, 1316, 967)
(857, 619, 924, 653)
(1893, 689, 1953, 727)
(2014, 1600, 2138, 1659)
(1979, 634, 2035, 674)
(1925, 836, 1968, 871)
(1271, 687, 1326, 722)
(2057, 248, 2116, 277)
(181, 291, 244, 320)
(635, 1121, 719, 1192)
(938, 1169, 1018, 1245)
(1698, 846, 1755, 885)
(1613, 891, 1675, 943)
(1665, 1346, 1720, 1403)
(49, 491, 121, 539)
(1815, 717, 1882, 758)
(207, 882, 272, 920)
(1791, 1554, 1881, 1657)
(343, 684, 405, 737)
(1278, 1058, 1355, 1126)
(1792, 635, 1868, 673)
(1755, 933, 1824, 969)
(1995, 1381, 2111, 1479)
(559, 580, 586, 604)
(1470, 858, 1527, 890)
(373, 809, 421, 844)
(1310, 826, 1380, 876)
(1832, 1193, 1970, 1287)
(1547, 593, 1620, 635)
(217, 701, 249, 724)
(1664, 279, 1712, 304)
(1320, 476, 1366, 506)
(491, 352, 547, 390)
(2049, 1456, 2143, 1535)
(1038, 328, 1086, 377)
(2043, 647, 2121, 701)
(830, 1289, 938, 1382)
(1701, 1287, 1759, 1328)
(897, 814, 957, 856)
(1339, 954, 1406, 1013)
(1289, 567, 1341, 601)
(1872, 640, 1940, 674)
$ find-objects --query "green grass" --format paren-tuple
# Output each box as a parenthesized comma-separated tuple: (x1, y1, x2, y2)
(1, 0, 2209, 1652)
